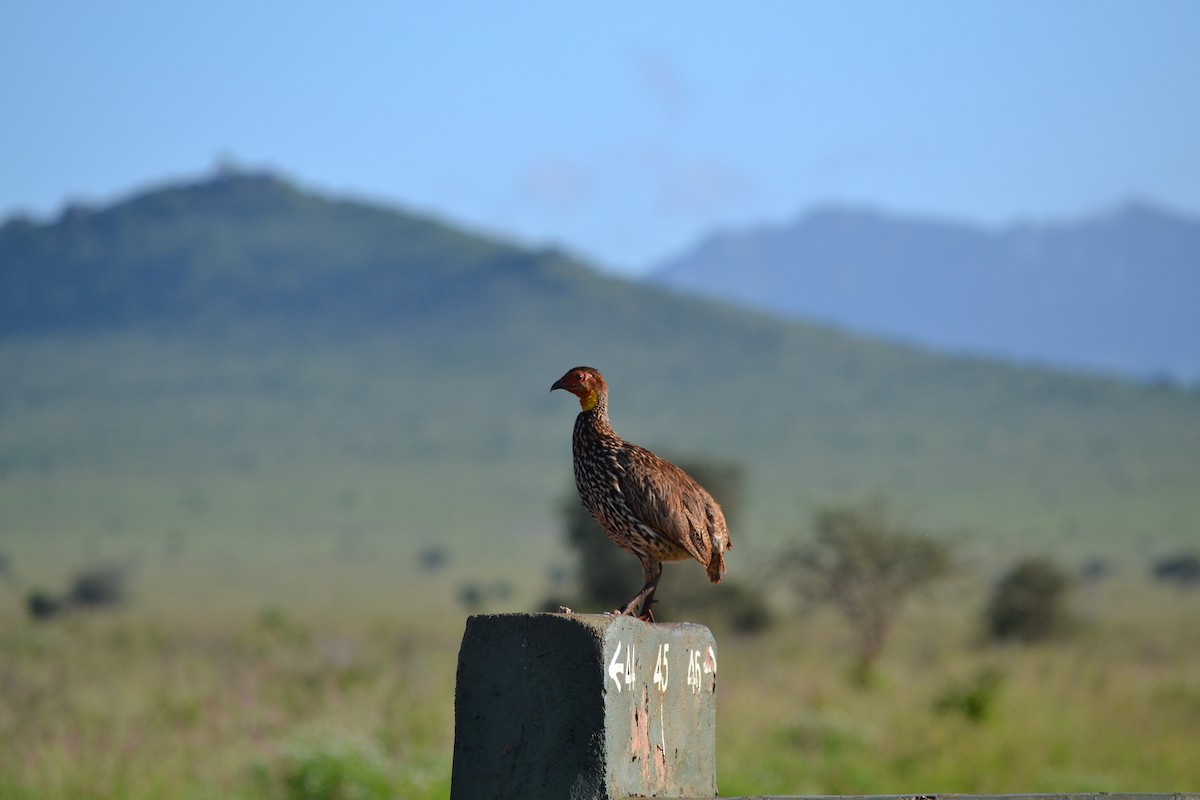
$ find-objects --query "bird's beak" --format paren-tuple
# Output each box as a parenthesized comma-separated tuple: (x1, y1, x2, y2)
(550, 377, 567, 393)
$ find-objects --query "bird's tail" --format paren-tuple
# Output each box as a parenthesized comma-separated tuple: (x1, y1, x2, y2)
(706, 549, 725, 584)
(706, 529, 729, 584)
(704, 499, 731, 583)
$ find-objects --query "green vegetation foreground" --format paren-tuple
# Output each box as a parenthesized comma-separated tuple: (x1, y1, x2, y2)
(2, 575, 1198, 800)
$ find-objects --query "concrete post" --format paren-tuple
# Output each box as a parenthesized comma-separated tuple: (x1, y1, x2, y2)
(450, 613, 719, 800)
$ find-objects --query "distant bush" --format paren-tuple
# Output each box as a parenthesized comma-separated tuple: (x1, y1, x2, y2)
(1079, 557, 1113, 582)
(417, 545, 451, 572)
(669, 576, 774, 635)
(279, 740, 394, 800)
(258, 606, 291, 632)
(457, 582, 486, 612)
(1152, 552, 1200, 587)
(934, 669, 1004, 724)
(455, 580, 513, 613)
(68, 564, 128, 608)
(24, 565, 130, 620)
(985, 556, 1073, 642)
(714, 580, 773, 634)
(781, 499, 952, 682)
(26, 589, 65, 621)
(775, 712, 868, 757)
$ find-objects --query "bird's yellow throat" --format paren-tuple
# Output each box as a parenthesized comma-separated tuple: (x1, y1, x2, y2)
(579, 390, 599, 412)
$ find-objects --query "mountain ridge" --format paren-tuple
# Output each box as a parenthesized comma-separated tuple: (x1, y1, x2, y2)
(0, 170, 530, 334)
(3, 170, 1198, 561)
(649, 201, 1200, 382)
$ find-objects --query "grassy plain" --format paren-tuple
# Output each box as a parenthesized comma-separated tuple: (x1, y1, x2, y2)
(2, 328, 1199, 798)
(1, 569, 1198, 799)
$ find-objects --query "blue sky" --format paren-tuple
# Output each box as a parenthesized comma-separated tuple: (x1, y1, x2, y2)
(3, 1, 1198, 273)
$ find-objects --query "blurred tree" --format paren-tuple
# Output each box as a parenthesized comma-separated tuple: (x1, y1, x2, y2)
(24, 565, 130, 620)
(781, 499, 952, 683)
(985, 556, 1073, 642)
(67, 564, 128, 608)
(1152, 551, 1200, 587)
(560, 491, 639, 613)
(1079, 556, 1113, 582)
(26, 589, 64, 621)
(416, 545, 451, 572)
(457, 582, 486, 613)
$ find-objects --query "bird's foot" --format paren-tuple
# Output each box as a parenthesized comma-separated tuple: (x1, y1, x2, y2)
(609, 603, 645, 621)
(555, 605, 573, 614)
(636, 598, 657, 623)
(614, 598, 656, 623)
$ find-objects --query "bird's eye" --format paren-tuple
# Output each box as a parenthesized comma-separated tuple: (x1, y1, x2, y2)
(575, 372, 584, 381)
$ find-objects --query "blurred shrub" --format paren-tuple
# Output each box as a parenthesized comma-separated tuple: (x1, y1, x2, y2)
(457, 582, 485, 612)
(24, 564, 130, 620)
(256, 606, 313, 647)
(68, 564, 128, 608)
(774, 713, 868, 757)
(781, 499, 952, 681)
(1079, 557, 1113, 582)
(417, 545, 451, 572)
(718, 580, 773, 634)
(279, 740, 394, 800)
(258, 606, 292, 632)
(985, 556, 1073, 642)
(669, 575, 773, 634)
(26, 589, 64, 621)
(557, 494, 642, 613)
(1152, 552, 1200, 587)
(934, 669, 1004, 724)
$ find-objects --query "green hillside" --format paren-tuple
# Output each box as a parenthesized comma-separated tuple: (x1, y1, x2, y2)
(2, 171, 1198, 614)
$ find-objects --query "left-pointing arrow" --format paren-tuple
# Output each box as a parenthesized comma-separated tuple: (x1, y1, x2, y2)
(608, 641, 625, 692)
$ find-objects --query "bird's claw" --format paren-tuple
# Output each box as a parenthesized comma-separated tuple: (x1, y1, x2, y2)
(609, 603, 655, 623)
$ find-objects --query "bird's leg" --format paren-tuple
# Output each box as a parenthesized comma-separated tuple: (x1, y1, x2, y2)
(617, 560, 663, 623)
(637, 585, 659, 622)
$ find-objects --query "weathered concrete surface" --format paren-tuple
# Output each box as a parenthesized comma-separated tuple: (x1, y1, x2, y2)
(450, 613, 718, 800)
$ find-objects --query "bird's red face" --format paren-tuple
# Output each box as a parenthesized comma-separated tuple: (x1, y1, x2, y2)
(551, 366, 606, 411)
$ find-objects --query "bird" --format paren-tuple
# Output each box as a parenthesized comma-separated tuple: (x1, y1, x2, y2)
(550, 366, 731, 622)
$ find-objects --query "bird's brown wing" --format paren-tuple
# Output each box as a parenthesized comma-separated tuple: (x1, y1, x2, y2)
(615, 444, 731, 582)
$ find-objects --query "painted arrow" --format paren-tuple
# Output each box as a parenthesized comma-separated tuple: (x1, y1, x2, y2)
(608, 641, 625, 692)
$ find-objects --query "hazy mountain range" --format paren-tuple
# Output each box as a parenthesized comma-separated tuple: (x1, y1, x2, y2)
(2, 171, 1198, 564)
(650, 203, 1200, 382)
